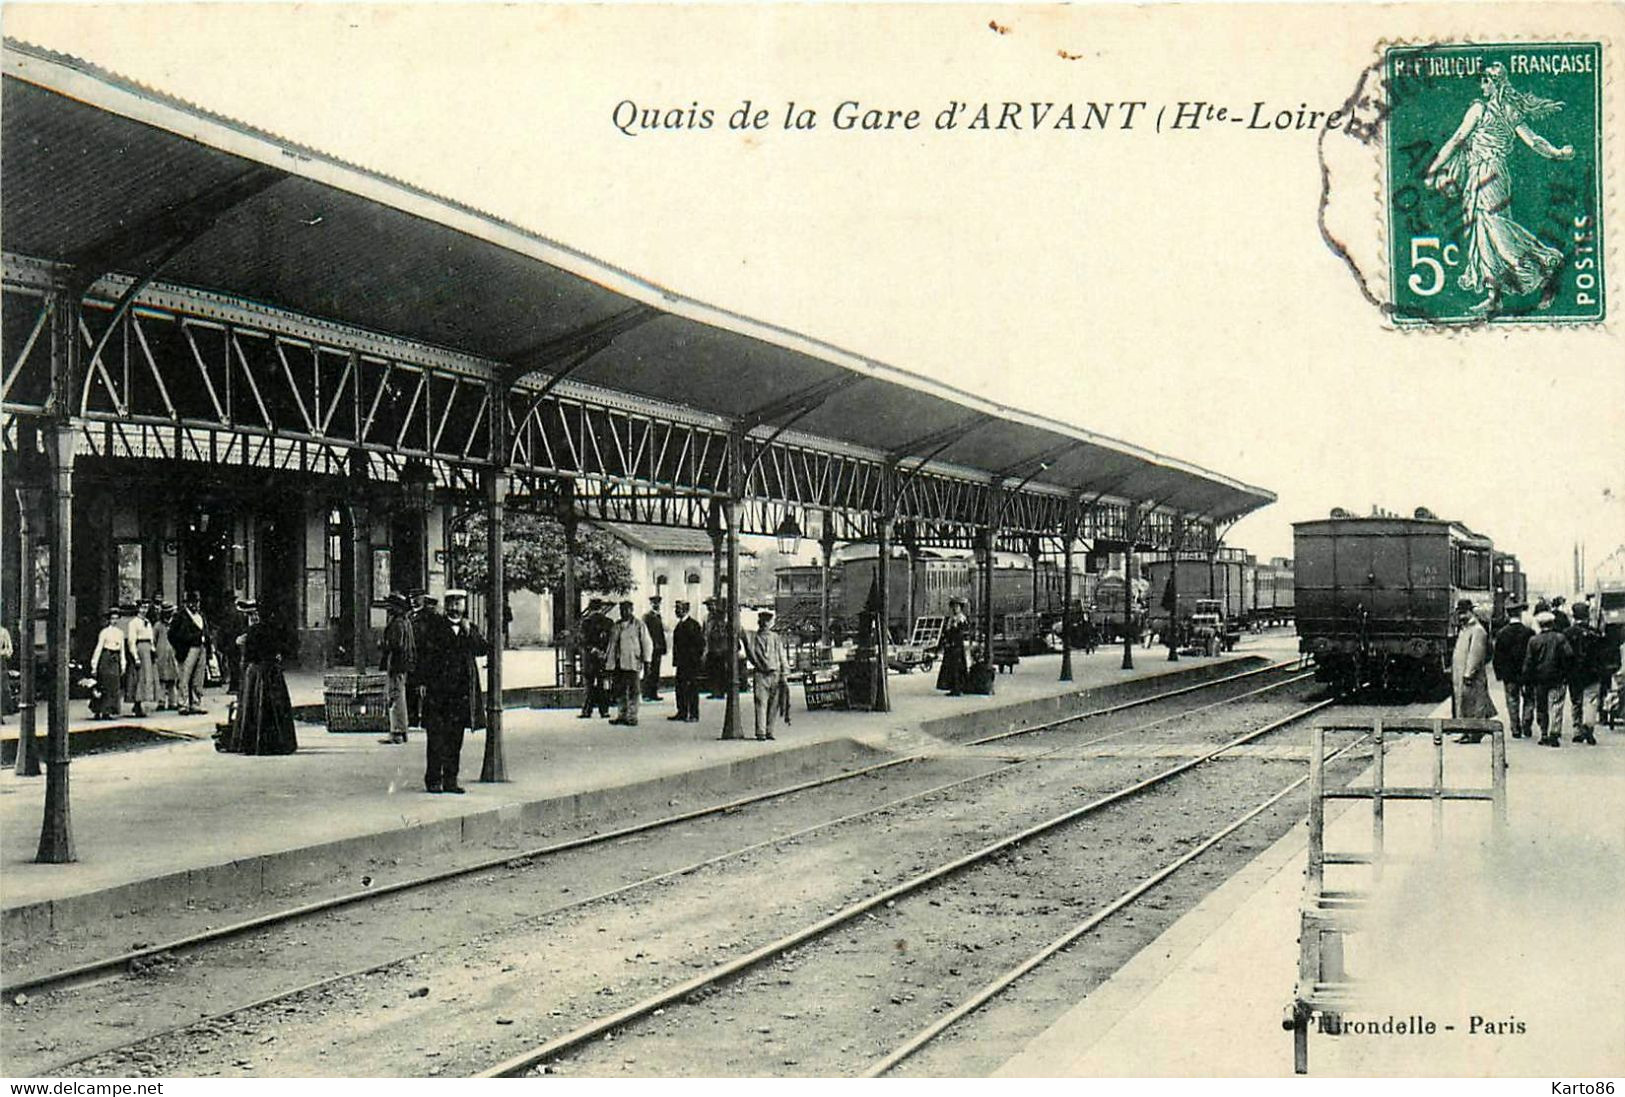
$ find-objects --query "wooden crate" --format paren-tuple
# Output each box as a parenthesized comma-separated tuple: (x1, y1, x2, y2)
(323, 671, 391, 733)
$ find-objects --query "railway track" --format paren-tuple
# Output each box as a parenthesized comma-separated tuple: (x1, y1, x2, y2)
(475, 691, 1342, 1078)
(2, 659, 1303, 1004)
(9, 660, 1327, 1077)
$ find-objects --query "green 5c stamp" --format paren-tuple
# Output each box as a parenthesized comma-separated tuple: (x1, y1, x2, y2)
(1386, 43, 1603, 324)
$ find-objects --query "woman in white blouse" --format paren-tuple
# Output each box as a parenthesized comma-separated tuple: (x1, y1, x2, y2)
(91, 609, 128, 719)
(124, 603, 159, 718)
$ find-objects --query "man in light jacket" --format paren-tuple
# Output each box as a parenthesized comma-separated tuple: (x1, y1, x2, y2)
(1451, 600, 1496, 743)
(605, 600, 651, 727)
(742, 608, 791, 741)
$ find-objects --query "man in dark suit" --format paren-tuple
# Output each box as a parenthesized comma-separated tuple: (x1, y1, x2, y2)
(669, 600, 705, 722)
(578, 599, 613, 719)
(406, 590, 432, 733)
(642, 597, 667, 701)
(417, 594, 482, 794)
(168, 591, 210, 715)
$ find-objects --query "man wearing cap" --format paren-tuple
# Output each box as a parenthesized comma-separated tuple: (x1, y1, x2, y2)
(442, 591, 488, 736)
(1550, 596, 1572, 633)
(641, 597, 668, 702)
(416, 592, 477, 793)
(218, 595, 250, 695)
(669, 600, 704, 722)
(406, 591, 432, 734)
(169, 591, 210, 715)
(1522, 611, 1574, 747)
(743, 608, 791, 741)
(1564, 602, 1602, 745)
(1491, 598, 1535, 739)
(605, 600, 651, 726)
(703, 597, 732, 699)
(936, 597, 970, 696)
(378, 592, 417, 745)
(577, 599, 613, 719)
(1450, 599, 1496, 742)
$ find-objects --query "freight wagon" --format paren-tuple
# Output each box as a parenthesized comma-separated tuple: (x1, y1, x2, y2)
(774, 553, 1093, 644)
(1146, 549, 1252, 641)
(1294, 509, 1499, 695)
(1252, 556, 1296, 627)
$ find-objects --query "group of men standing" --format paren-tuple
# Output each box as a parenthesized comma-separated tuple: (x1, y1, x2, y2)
(378, 589, 488, 793)
(576, 597, 790, 739)
(1454, 594, 1620, 747)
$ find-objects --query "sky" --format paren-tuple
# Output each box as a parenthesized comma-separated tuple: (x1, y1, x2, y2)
(6, 2, 1623, 595)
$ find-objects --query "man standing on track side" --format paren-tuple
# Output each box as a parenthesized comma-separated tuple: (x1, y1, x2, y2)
(605, 600, 651, 727)
(378, 592, 416, 745)
(1492, 598, 1534, 739)
(743, 608, 790, 741)
(1522, 610, 1574, 748)
(1565, 602, 1602, 745)
(669, 599, 704, 723)
(1451, 599, 1496, 743)
(416, 595, 470, 793)
(577, 599, 613, 720)
(642, 596, 667, 702)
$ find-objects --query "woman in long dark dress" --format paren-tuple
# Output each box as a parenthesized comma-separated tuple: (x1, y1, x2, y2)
(228, 604, 298, 755)
(935, 598, 970, 696)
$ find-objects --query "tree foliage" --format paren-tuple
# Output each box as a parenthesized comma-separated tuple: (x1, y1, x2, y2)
(454, 514, 634, 596)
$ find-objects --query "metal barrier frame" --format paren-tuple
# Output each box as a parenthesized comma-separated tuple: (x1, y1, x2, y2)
(1285, 716, 1506, 1074)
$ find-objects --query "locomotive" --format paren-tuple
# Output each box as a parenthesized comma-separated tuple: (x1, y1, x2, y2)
(1294, 508, 1522, 694)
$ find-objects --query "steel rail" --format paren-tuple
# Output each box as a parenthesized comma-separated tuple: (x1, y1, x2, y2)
(475, 693, 1339, 1078)
(2, 658, 1300, 1002)
(32, 665, 1323, 1077)
(864, 727, 1375, 1076)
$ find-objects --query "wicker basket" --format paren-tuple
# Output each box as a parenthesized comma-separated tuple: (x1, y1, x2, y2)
(323, 671, 391, 733)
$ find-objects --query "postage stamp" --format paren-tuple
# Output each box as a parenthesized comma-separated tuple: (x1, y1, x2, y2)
(1383, 42, 1604, 325)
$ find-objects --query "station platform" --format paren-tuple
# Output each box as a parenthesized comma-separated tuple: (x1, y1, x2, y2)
(997, 693, 1625, 1077)
(0, 636, 1283, 942)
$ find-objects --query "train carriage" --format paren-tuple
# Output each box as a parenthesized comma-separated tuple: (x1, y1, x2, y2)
(1294, 509, 1498, 694)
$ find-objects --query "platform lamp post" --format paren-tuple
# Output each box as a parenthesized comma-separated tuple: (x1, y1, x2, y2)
(38, 285, 81, 864)
(12, 429, 48, 778)
(1060, 501, 1079, 683)
(397, 457, 435, 595)
(1167, 516, 1183, 663)
(819, 512, 837, 647)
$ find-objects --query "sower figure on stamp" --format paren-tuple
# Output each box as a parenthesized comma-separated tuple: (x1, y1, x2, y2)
(743, 608, 790, 741)
(1492, 598, 1534, 738)
(1426, 62, 1574, 315)
(669, 600, 704, 723)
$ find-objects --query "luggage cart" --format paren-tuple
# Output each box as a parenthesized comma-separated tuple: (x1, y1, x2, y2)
(1285, 716, 1506, 1074)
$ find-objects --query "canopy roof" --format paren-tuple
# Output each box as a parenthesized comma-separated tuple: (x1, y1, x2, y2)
(2, 40, 1273, 524)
